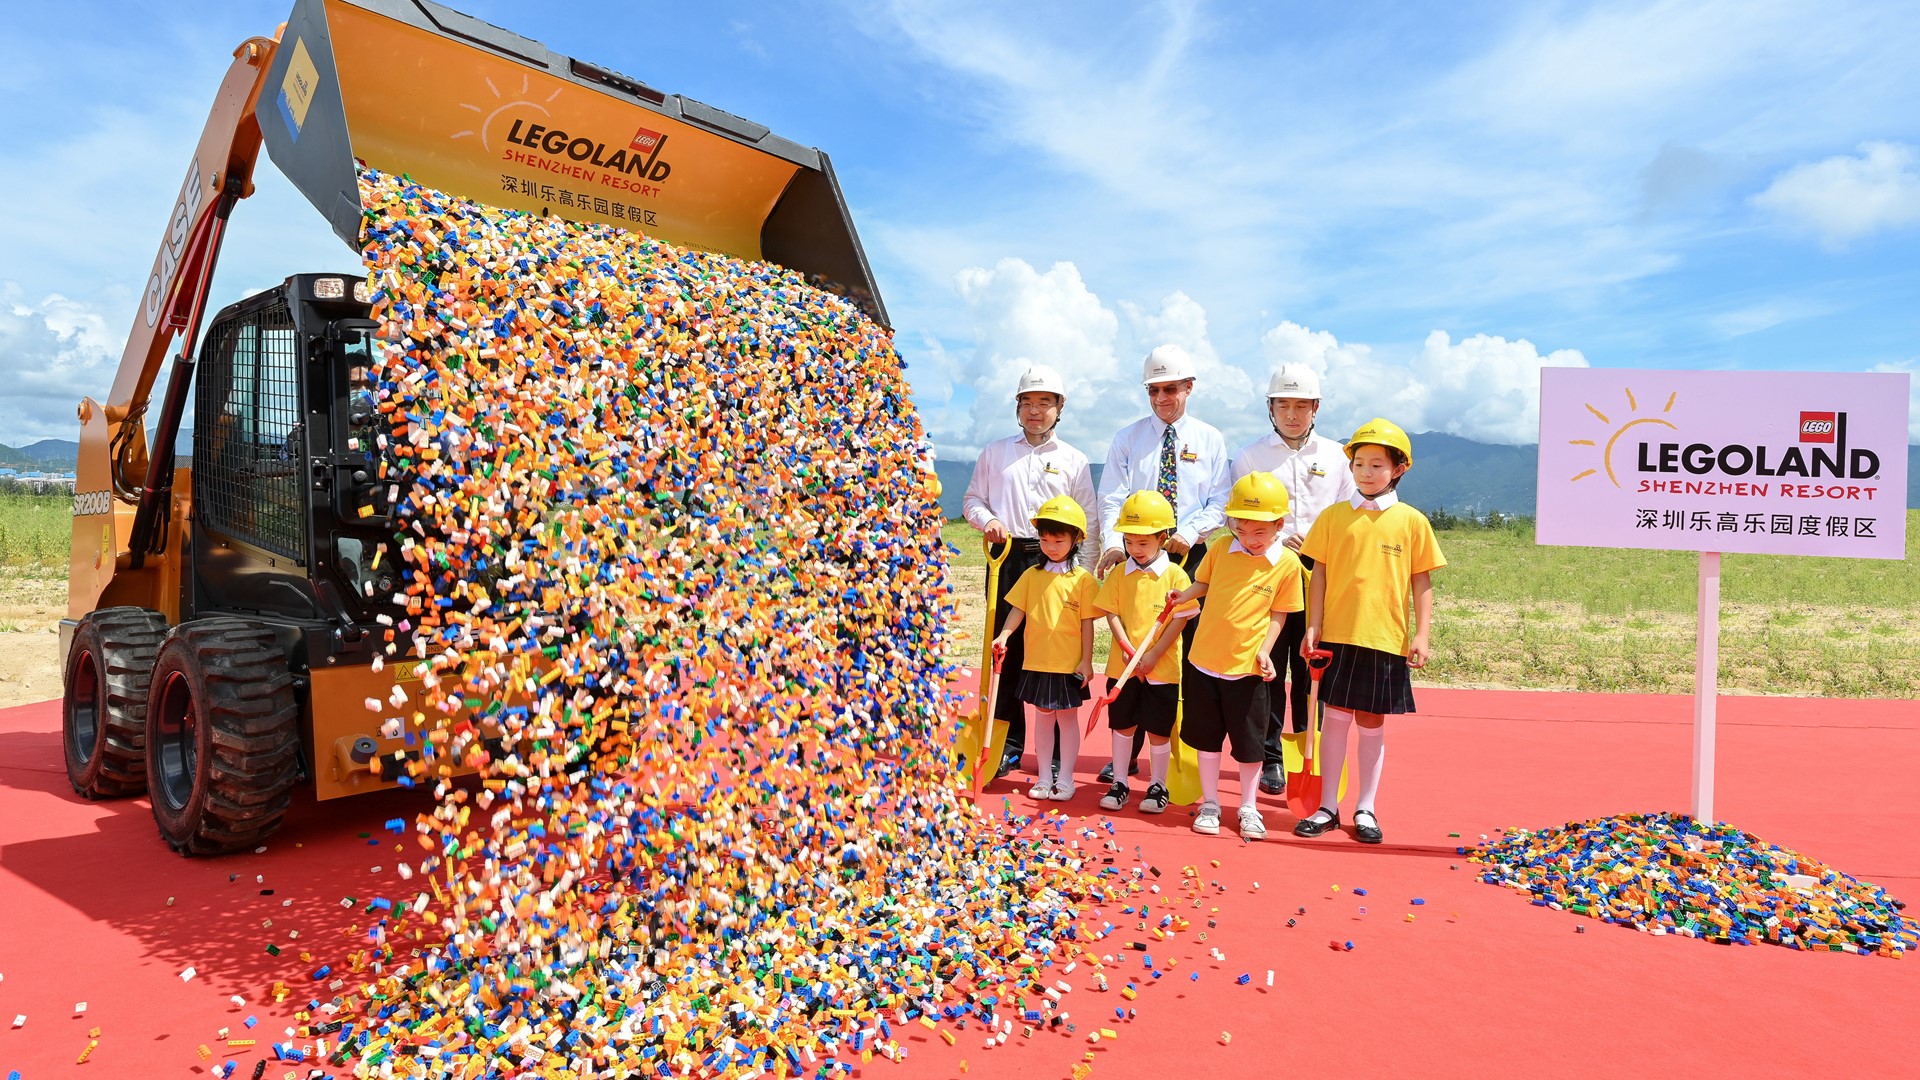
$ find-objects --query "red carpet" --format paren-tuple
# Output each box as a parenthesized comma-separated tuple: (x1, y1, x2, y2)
(1, 685, 1914, 1079)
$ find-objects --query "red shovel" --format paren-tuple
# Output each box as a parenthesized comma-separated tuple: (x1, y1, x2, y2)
(1286, 648, 1335, 820)
(1084, 605, 1178, 736)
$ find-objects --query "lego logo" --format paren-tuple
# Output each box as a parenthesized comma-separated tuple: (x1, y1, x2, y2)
(1799, 411, 1836, 443)
(630, 127, 663, 153)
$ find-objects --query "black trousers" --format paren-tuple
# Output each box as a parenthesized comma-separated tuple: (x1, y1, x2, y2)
(988, 538, 1046, 756)
(1121, 544, 1206, 764)
(1263, 554, 1317, 765)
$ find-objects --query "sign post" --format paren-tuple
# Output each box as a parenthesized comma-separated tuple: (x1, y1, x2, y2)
(1692, 551, 1719, 822)
(1537, 368, 1910, 823)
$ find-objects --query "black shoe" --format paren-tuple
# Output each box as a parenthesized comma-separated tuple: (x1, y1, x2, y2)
(1258, 763, 1285, 795)
(1353, 809, 1383, 845)
(996, 751, 1021, 780)
(1293, 809, 1341, 838)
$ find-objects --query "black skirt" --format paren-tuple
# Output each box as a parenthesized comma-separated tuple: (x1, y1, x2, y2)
(1320, 642, 1416, 715)
(1017, 670, 1090, 711)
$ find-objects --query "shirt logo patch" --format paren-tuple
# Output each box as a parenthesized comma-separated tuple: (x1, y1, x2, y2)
(1379, 542, 1404, 557)
(1043, 463, 1061, 474)
(1308, 464, 1326, 477)
(1180, 445, 1199, 462)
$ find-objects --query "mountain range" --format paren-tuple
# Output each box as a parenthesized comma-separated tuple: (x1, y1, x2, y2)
(8, 433, 1918, 514)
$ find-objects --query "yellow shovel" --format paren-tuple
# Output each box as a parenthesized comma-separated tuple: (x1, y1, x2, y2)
(956, 540, 1011, 791)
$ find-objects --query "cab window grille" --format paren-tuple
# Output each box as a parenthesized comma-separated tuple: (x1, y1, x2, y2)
(193, 305, 306, 563)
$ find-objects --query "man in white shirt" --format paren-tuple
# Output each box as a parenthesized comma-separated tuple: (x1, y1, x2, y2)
(1230, 364, 1357, 794)
(963, 365, 1099, 779)
(1094, 344, 1231, 782)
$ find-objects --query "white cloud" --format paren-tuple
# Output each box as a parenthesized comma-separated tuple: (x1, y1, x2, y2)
(934, 263, 1589, 458)
(1751, 141, 1920, 247)
(1259, 320, 1588, 447)
(0, 286, 121, 442)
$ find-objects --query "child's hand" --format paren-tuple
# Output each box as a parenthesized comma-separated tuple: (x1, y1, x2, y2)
(1116, 639, 1136, 662)
(1257, 653, 1276, 681)
(1408, 634, 1430, 670)
(991, 640, 1008, 670)
(1074, 660, 1093, 684)
(1300, 627, 1321, 658)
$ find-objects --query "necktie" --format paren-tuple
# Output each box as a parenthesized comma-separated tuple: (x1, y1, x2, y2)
(1157, 423, 1178, 513)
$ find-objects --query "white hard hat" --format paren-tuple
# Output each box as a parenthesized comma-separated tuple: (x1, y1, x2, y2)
(1266, 364, 1322, 400)
(1015, 365, 1068, 402)
(1141, 344, 1197, 386)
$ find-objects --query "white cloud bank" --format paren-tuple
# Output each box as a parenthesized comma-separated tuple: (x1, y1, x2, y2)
(0, 285, 121, 443)
(920, 258, 1587, 460)
(1751, 141, 1920, 247)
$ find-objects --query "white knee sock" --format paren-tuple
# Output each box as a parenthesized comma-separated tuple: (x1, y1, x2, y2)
(1149, 741, 1171, 786)
(1111, 730, 1133, 783)
(1356, 724, 1385, 815)
(1056, 711, 1082, 787)
(1318, 707, 1353, 814)
(1238, 760, 1262, 810)
(1032, 714, 1058, 789)
(1198, 751, 1222, 804)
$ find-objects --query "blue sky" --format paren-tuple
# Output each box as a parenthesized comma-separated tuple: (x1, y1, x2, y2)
(2, 0, 1916, 459)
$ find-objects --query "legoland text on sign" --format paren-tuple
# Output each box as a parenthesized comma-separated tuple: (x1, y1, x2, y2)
(1537, 369, 1910, 559)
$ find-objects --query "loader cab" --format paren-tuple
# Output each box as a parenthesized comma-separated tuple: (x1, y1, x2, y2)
(188, 273, 401, 669)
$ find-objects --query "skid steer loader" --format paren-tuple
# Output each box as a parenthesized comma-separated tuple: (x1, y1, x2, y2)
(61, 0, 885, 854)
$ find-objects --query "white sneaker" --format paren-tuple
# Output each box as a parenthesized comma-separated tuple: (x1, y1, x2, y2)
(1193, 799, 1222, 835)
(1139, 783, 1170, 814)
(1029, 780, 1056, 801)
(1238, 805, 1267, 841)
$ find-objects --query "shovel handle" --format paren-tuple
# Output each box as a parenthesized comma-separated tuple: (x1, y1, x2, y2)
(1087, 605, 1178, 735)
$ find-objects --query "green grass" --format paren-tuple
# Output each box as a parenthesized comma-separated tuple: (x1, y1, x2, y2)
(941, 512, 1920, 698)
(0, 492, 69, 568)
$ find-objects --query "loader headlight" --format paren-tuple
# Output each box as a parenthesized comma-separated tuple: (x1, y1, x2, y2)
(312, 276, 346, 300)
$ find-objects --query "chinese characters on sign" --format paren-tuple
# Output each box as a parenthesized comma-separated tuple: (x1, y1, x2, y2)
(499, 175, 660, 228)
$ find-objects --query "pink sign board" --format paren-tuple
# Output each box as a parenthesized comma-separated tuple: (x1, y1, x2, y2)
(1537, 369, 1910, 559)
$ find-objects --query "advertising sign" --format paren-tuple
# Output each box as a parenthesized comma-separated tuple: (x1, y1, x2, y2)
(1538, 369, 1910, 560)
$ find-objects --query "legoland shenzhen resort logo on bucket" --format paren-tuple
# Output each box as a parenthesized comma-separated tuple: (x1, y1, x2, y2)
(1536, 369, 1910, 560)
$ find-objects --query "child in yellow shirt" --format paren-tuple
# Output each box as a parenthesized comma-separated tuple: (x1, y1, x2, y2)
(992, 496, 1098, 802)
(1159, 472, 1303, 839)
(1091, 491, 1197, 814)
(1295, 419, 1447, 845)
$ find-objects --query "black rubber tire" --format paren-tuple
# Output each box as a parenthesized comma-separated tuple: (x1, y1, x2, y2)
(145, 619, 301, 855)
(62, 606, 168, 799)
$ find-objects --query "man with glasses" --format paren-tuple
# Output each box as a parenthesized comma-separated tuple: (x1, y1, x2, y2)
(963, 366, 1100, 780)
(1094, 345, 1231, 783)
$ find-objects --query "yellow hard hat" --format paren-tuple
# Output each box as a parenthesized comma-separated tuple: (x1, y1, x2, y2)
(1224, 472, 1289, 521)
(1114, 490, 1176, 534)
(1031, 495, 1088, 534)
(1345, 417, 1414, 469)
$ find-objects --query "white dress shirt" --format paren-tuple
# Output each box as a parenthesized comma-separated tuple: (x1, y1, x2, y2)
(1098, 414, 1231, 552)
(963, 431, 1100, 561)
(1352, 489, 1399, 511)
(1231, 430, 1357, 546)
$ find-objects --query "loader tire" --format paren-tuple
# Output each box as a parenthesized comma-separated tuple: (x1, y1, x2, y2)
(145, 619, 301, 855)
(63, 607, 168, 799)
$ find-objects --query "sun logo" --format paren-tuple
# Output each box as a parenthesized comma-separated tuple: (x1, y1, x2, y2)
(451, 72, 562, 153)
(1569, 387, 1678, 487)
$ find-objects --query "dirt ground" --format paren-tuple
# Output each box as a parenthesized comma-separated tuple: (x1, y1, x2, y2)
(0, 572, 65, 709)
